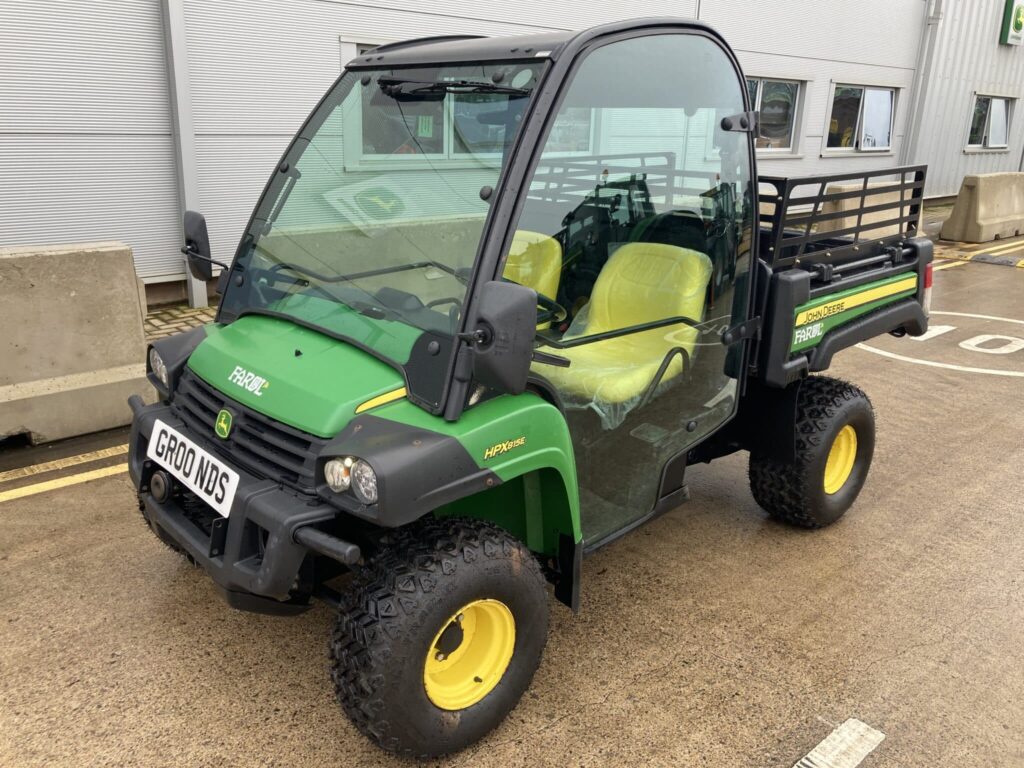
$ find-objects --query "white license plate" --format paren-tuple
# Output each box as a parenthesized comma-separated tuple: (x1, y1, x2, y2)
(146, 419, 240, 517)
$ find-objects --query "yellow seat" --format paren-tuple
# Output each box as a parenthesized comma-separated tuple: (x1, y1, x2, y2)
(502, 231, 563, 332)
(503, 230, 562, 300)
(534, 242, 712, 406)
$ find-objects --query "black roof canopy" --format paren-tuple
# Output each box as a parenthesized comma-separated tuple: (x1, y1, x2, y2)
(347, 17, 716, 69)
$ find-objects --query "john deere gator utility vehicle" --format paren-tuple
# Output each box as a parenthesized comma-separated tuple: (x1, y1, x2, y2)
(129, 17, 932, 757)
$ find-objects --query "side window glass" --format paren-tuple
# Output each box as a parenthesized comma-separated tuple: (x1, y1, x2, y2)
(501, 32, 755, 544)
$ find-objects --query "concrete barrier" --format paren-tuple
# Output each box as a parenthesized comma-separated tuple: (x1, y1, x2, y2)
(0, 242, 154, 444)
(820, 181, 921, 238)
(940, 172, 1024, 242)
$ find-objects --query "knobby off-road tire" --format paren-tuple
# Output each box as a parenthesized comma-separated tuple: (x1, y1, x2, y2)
(330, 517, 549, 758)
(749, 376, 875, 528)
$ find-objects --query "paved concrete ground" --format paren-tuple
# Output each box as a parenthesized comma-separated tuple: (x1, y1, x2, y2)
(145, 304, 216, 342)
(1, 260, 1022, 768)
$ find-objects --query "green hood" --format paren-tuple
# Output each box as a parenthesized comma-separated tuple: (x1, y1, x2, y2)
(187, 315, 405, 438)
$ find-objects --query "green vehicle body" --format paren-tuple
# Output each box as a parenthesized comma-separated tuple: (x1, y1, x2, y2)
(187, 315, 581, 558)
(129, 18, 932, 619)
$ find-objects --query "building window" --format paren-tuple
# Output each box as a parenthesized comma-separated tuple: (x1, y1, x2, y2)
(355, 75, 593, 166)
(826, 85, 895, 151)
(968, 95, 1011, 149)
(746, 77, 800, 150)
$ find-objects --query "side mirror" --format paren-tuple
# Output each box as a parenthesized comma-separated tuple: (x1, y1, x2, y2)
(183, 210, 214, 281)
(469, 281, 537, 396)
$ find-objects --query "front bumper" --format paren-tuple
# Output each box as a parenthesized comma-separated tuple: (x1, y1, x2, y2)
(129, 401, 335, 614)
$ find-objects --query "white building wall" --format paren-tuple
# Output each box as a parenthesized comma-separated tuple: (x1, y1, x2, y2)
(909, 0, 1024, 196)
(0, 0, 182, 280)
(703, 0, 927, 179)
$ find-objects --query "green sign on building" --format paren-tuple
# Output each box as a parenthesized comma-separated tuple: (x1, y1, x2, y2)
(1002, 0, 1024, 45)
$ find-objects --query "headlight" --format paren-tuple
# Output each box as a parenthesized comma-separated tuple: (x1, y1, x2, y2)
(351, 459, 378, 504)
(323, 457, 353, 492)
(148, 347, 169, 388)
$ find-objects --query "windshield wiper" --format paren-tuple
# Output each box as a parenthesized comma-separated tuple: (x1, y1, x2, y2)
(377, 76, 530, 98)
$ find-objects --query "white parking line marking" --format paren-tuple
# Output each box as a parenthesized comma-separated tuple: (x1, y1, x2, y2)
(909, 324, 956, 342)
(792, 718, 885, 768)
(856, 343, 1024, 377)
(931, 310, 1024, 326)
(958, 334, 1024, 355)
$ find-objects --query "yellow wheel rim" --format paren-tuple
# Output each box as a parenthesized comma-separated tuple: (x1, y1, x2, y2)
(423, 599, 516, 710)
(823, 424, 858, 494)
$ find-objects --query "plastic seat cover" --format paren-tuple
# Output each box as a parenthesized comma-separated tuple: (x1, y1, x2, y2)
(534, 242, 712, 409)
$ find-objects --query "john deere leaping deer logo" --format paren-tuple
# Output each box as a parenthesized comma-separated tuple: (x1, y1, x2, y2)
(355, 187, 405, 220)
(215, 409, 233, 440)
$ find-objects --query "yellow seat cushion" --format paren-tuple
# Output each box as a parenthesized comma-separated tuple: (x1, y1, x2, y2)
(503, 230, 563, 330)
(502, 230, 562, 300)
(535, 242, 712, 405)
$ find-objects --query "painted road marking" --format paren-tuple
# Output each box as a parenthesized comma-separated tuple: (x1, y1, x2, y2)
(979, 239, 1024, 256)
(931, 310, 1024, 326)
(0, 444, 128, 484)
(792, 719, 885, 768)
(909, 324, 956, 342)
(856, 344, 1024, 377)
(958, 333, 1024, 355)
(860, 309, 1024, 377)
(933, 260, 968, 271)
(0, 465, 127, 504)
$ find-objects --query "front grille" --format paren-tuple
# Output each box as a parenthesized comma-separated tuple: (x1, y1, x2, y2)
(172, 368, 327, 491)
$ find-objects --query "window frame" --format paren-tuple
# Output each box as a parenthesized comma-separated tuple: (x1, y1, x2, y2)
(746, 76, 803, 154)
(822, 82, 898, 155)
(966, 93, 1013, 151)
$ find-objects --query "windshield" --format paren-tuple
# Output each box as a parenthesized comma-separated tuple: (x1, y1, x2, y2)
(219, 61, 544, 410)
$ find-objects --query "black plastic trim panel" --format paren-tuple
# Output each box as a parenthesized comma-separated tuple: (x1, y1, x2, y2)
(129, 402, 335, 609)
(315, 414, 502, 527)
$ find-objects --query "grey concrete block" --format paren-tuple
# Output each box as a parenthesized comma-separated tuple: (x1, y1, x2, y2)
(820, 181, 921, 239)
(0, 241, 155, 444)
(940, 172, 1024, 243)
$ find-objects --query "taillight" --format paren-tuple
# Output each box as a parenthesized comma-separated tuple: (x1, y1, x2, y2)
(922, 262, 933, 318)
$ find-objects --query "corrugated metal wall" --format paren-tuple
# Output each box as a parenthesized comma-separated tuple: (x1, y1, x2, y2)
(0, 0, 182, 281)
(909, 0, 1024, 196)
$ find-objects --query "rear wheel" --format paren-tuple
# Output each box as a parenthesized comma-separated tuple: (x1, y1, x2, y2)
(749, 376, 874, 528)
(330, 517, 549, 758)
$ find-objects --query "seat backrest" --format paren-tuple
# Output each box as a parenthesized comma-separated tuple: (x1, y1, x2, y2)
(502, 230, 562, 300)
(586, 242, 712, 335)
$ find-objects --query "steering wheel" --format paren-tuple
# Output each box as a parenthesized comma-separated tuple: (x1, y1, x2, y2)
(536, 291, 568, 326)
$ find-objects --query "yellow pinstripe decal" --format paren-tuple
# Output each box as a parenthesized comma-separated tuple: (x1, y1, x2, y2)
(354, 387, 407, 414)
(795, 277, 918, 327)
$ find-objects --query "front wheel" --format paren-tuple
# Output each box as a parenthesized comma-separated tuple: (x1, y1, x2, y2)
(749, 376, 875, 528)
(330, 517, 549, 758)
